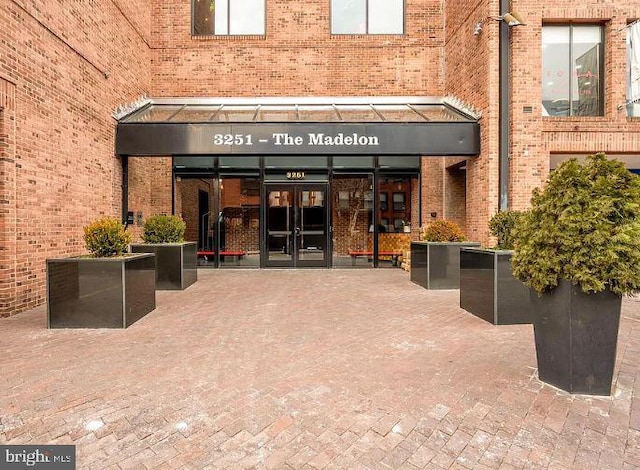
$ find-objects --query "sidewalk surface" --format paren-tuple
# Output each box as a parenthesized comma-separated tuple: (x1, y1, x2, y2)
(0, 269, 639, 469)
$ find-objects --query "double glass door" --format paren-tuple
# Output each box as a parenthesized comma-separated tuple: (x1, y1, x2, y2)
(266, 184, 328, 267)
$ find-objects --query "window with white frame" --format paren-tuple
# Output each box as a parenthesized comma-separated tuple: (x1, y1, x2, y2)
(331, 0, 404, 35)
(542, 24, 604, 116)
(192, 0, 265, 36)
(627, 21, 640, 117)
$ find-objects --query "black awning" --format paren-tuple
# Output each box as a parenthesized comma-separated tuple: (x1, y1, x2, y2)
(115, 97, 480, 156)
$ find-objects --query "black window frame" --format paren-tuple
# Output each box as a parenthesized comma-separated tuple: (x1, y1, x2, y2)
(392, 192, 405, 212)
(379, 192, 388, 211)
(192, 0, 266, 36)
(330, 0, 405, 35)
(542, 23, 605, 117)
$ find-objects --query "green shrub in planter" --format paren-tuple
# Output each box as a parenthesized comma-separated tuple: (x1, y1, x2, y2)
(488, 210, 524, 250)
(141, 215, 186, 244)
(83, 217, 132, 257)
(133, 215, 196, 290)
(512, 153, 640, 395)
(49, 217, 154, 328)
(512, 153, 640, 295)
(421, 219, 466, 242)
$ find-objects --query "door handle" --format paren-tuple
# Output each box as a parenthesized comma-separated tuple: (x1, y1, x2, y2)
(295, 227, 301, 236)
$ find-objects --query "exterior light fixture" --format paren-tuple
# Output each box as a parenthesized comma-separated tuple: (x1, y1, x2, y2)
(474, 11, 526, 36)
(495, 11, 527, 27)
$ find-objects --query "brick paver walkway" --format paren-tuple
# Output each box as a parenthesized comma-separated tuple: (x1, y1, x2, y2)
(1, 269, 639, 469)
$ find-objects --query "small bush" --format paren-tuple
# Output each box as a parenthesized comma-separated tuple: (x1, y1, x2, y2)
(83, 217, 132, 257)
(512, 153, 640, 295)
(421, 220, 466, 242)
(141, 215, 186, 244)
(488, 210, 524, 250)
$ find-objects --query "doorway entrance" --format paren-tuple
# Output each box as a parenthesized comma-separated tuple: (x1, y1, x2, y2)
(265, 184, 329, 267)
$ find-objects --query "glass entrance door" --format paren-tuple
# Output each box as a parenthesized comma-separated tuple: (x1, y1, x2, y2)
(265, 184, 329, 267)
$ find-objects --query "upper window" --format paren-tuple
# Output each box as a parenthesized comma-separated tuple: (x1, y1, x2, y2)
(542, 25, 604, 117)
(331, 0, 404, 35)
(192, 0, 265, 36)
(627, 21, 640, 117)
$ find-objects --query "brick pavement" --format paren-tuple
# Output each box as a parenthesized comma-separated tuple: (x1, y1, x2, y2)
(0, 269, 639, 469)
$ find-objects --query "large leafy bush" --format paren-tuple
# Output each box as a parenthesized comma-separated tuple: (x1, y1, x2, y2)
(141, 215, 186, 243)
(489, 210, 524, 250)
(421, 219, 466, 242)
(512, 153, 640, 295)
(84, 217, 132, 257)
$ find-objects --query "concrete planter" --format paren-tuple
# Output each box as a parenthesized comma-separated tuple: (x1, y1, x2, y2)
(459, 248, 532, 325)
(130, 242, 197, 290)
(410, 241, 480, 289)
(47, 253, 156, 328)
(532, 279, 622, 396)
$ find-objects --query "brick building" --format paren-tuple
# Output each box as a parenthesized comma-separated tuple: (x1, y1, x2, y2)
(1, 0, 639, 316)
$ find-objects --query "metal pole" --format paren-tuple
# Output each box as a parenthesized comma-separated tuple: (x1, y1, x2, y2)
(498, 0, 510, 211)
(121, 155, 129, 225)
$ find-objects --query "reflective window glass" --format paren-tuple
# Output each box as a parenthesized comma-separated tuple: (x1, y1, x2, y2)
(264, 156, 328, 168)
(542, 25, 603, 116)
(219, 177, 261, 267)
(212, 106, 258, 121)
(378, 156, 420, 169)
(331, 175, 374, 267)
(376, 175, 417, 267)
(333, 156, 375, 168)
(192, 0, 265, 36)
(331, 0, 366, 34)
(368, 0, 403, 34)
(335, 105, 381, 121)
(230, 0, 265, 35)
(174, 156, 216, 170)
(627, 22, 640, 117)
(170, 106, 222, 122)
(331, 0, 403, 34)
(218, 157, 260, 168)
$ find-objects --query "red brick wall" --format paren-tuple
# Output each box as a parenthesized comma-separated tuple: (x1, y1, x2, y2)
(444, 167, 466, 232)
(531, 6, 640, 209)
(0, 2, 151, 316)
(151, 0, 445, 97)
(444, 0, 496, 246)
(4, 0, 640, 316)
(128, 157, 173, 241)
(0, 78, 17, 315)
(421, 158, 444, 226)
(175, 177, 216, 244)
(447, 1, 640, 245)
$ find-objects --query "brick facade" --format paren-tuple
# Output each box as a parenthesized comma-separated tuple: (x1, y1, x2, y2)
(0, 2, 151, 316)
(150, 0, 445, 97)
(444, 0, 640, 244)
(2, 1, 640, 315)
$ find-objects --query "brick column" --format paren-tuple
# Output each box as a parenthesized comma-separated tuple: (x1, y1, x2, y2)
(0, 78, 17, 317)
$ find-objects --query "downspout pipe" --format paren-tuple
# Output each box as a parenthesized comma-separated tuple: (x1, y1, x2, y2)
(121, 155, 129, 226)
(498, 0, 510, 211)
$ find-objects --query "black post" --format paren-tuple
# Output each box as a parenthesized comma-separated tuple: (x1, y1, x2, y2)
(121, 155, 129, 225)
(498, 0, 510, 211)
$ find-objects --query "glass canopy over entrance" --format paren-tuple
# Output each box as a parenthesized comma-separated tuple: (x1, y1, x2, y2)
(120, 97, 478, 268)
(116, 97, 480, 156)
(121, 99, 475, 124)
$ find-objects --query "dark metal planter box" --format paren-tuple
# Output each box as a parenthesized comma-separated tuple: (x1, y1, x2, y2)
(533, 279, 621, 396)
(47, 253, 156, 328)
(130, 242, 197, 290)
(459, 248, 532, 325)
(411, 241, 480, 289)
